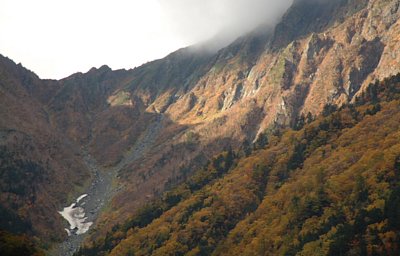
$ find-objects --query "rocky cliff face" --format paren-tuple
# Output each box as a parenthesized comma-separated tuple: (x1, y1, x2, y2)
(0, 0, 399, 251)
(163, 0, 398, 133)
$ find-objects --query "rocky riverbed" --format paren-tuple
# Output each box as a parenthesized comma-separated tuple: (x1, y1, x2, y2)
(50, 115, 164, 256)
(50, 152, 116, 256)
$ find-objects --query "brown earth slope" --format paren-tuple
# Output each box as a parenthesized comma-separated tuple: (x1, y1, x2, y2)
(0, 0, 399, 252)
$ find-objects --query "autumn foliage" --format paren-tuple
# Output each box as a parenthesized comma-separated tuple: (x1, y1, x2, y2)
(74, 75, 400, 255)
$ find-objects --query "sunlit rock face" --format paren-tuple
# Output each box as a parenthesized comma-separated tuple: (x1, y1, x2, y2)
(1, 0, 399, 251)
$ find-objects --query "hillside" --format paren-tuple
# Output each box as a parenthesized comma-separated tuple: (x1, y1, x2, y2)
(0, 0, 399, 255)
(0, 56, 91, 244)
(86, 0, 400, 245)
(76, 73, 400, 256)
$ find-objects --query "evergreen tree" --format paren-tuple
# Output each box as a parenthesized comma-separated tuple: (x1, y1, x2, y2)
(254, 132, 268, 150)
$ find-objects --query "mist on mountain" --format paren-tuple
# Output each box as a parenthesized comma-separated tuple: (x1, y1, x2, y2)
(159, 0, 293, 51)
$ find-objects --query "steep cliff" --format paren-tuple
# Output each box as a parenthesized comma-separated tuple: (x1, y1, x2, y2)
(105, 0, 400, 235)
(0, 0, 399, 253)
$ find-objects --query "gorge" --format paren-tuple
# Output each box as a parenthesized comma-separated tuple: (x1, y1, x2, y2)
(1, 0, 400, 255)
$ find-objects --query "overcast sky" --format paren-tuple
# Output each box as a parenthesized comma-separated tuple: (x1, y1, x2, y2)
(0, 0, 292, 79)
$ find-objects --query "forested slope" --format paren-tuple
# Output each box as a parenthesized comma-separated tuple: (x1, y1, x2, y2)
(1, 0, 400, 254)
(76, 74, 400, 255)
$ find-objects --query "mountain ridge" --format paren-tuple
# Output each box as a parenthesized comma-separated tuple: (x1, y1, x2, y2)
(0, 0, 399, 254)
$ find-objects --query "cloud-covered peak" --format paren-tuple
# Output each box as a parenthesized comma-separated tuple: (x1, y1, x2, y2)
(158, 0, 293, 48)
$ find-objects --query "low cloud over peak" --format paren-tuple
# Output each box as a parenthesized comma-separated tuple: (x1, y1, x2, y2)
(158, 0, 294, 48)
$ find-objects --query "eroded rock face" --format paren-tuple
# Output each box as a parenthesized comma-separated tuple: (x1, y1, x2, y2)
(166, 0, 398, 129)
(1, 0, 399, 248)
(86, 0, 400, 239)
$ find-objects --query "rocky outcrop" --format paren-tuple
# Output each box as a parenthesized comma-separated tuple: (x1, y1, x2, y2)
(92, 0, 400, 238)
(1, 0, 399, 250)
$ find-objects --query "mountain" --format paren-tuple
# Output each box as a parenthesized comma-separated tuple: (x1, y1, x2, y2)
(0, 57, 90, 243)
(0, 0, 399, 255)
(77, 72, 400, 256)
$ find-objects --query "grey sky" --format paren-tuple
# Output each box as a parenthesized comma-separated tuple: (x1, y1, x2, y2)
(0, 0, 293, 79)
(160, 0, 293, 44)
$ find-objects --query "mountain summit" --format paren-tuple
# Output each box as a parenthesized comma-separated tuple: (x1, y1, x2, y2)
(0, 0, 399, 255)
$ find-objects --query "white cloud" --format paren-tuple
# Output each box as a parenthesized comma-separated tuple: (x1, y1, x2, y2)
(158, 0, 293, 44)
(0, 0, 292, 79)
